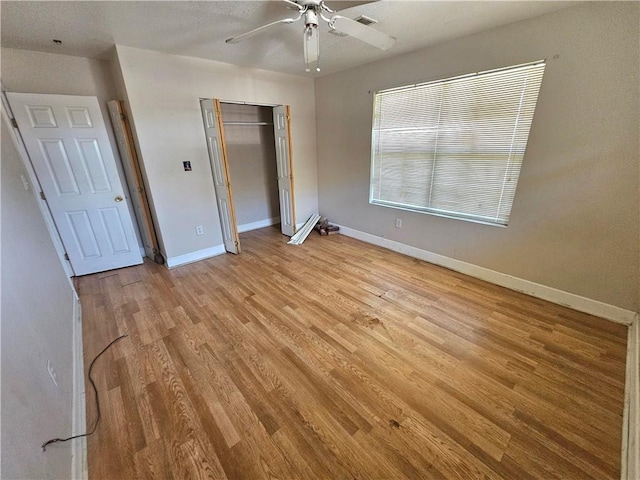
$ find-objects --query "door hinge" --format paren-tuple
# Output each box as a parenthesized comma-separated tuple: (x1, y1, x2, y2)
(39, 191, 46, 201)
(10, 117, 18, 129)
(120, 112, 126, 121)
(64, 253, 70, 261)
(286, 115, 291, 121)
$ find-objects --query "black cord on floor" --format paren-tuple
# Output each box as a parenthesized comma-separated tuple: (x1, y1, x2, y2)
(41, 334, 128, 452)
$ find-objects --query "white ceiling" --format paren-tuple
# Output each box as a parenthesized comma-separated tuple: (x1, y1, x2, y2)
(1, 1, 576, 77)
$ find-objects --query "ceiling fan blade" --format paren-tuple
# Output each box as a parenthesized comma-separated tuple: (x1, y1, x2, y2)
(226, 15, 301, 44)
(329, 14, 395, 50)
(282, 0, 303, 9)
(327, 1, 378, 13)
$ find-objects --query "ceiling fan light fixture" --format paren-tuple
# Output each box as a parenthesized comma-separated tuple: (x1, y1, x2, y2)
(303, 24, 320, 72)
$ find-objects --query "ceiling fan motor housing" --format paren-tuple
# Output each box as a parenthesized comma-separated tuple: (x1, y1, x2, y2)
(296, 0, 324, 7)
(304, 9, 319, 27)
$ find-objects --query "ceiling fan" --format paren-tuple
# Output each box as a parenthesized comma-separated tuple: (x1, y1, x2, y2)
(225, 0, 396, 72)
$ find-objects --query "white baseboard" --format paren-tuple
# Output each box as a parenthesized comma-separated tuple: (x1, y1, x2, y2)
(622, 318, 639, 479)
(336, 225, 637, 325)
(237, 216, 280, 234)
(71, 293, 87, 480)
(166, 244, 226, 268)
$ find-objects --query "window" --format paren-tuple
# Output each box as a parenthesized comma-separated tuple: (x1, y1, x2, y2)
(370, 61, 545, 226)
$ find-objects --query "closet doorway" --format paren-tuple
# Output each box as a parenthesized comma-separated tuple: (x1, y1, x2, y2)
(200, 99, 296, 254)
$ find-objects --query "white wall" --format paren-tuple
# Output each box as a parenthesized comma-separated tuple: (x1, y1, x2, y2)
(1, 110, 76, 479)
(315, 2, 639, 312)
(114, 45, 318, 262)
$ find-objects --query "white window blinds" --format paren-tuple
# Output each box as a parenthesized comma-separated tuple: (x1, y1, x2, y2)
(370, 61, 545, 226)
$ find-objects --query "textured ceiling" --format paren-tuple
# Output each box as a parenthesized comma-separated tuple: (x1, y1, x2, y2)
(1, 1, 576, 77)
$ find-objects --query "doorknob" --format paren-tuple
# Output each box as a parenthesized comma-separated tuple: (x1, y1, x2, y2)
(114, 195, 124, 202)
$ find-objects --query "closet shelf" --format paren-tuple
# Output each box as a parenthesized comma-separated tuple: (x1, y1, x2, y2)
(223, 121, 273, 126)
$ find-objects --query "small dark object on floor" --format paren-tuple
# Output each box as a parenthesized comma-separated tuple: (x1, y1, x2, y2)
(389, 419, 401, 428)
(315, 216, 340, 236)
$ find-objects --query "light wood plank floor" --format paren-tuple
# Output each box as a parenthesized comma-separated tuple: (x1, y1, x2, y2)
(79, 226, 628, 479)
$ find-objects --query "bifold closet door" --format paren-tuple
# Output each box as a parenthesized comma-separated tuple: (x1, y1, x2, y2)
(200, 99, 240, 254)
(273, 105, 297, 237)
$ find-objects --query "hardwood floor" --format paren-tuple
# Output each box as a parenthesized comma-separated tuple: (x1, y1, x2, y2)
(78, 226, 628, 479)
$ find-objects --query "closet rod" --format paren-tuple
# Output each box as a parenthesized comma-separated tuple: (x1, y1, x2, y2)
(223, 121, 274, 126)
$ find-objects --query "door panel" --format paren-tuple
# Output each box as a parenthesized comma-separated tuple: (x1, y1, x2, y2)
(76, 139, 112, 192)
(39, 138, 80, 194)
(200, 99, 240, 254)
(273, 105, 296, 236)
(66, 107, 93, 128)
(67, 210, 101, 257)
(99, 207, 130, 253)
(7, 93, 143, 275)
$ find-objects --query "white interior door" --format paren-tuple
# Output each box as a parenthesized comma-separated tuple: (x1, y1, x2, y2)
(7, 93, 143, 275)
(273, 105, 296, 236)
(200, 99, 240, 254)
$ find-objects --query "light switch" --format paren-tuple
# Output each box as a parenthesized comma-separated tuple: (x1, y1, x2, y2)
(20, 174, 30, 191)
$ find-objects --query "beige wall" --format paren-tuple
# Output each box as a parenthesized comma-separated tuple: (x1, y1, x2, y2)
(315, 2, 639, 311)
(1, 48, 121, 164)
(222, 103, 279, 227)
(1, 111, 75, 479)
(115, 45, 318, 261)
(1, 47, 116, 100)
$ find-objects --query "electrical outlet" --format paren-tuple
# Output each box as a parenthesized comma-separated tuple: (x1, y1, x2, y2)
(395, 218, 403, 228)
(47, 360, 58, 387)
(195, 225, 204, 236)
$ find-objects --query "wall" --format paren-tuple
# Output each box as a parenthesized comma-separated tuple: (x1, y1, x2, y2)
(1, 47, 143, 251)
(114, 45, 318, 263)
(315, 2, 639, 312)
(1, 110, 76, 479)
(222, 103, 279, 228)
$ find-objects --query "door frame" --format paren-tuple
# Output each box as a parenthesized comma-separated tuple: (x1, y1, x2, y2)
(201, 97, 297, 253)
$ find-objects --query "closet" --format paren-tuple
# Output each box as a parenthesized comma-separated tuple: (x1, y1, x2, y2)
(221, 103, 279, 233)
(200, 99, 296, 254)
